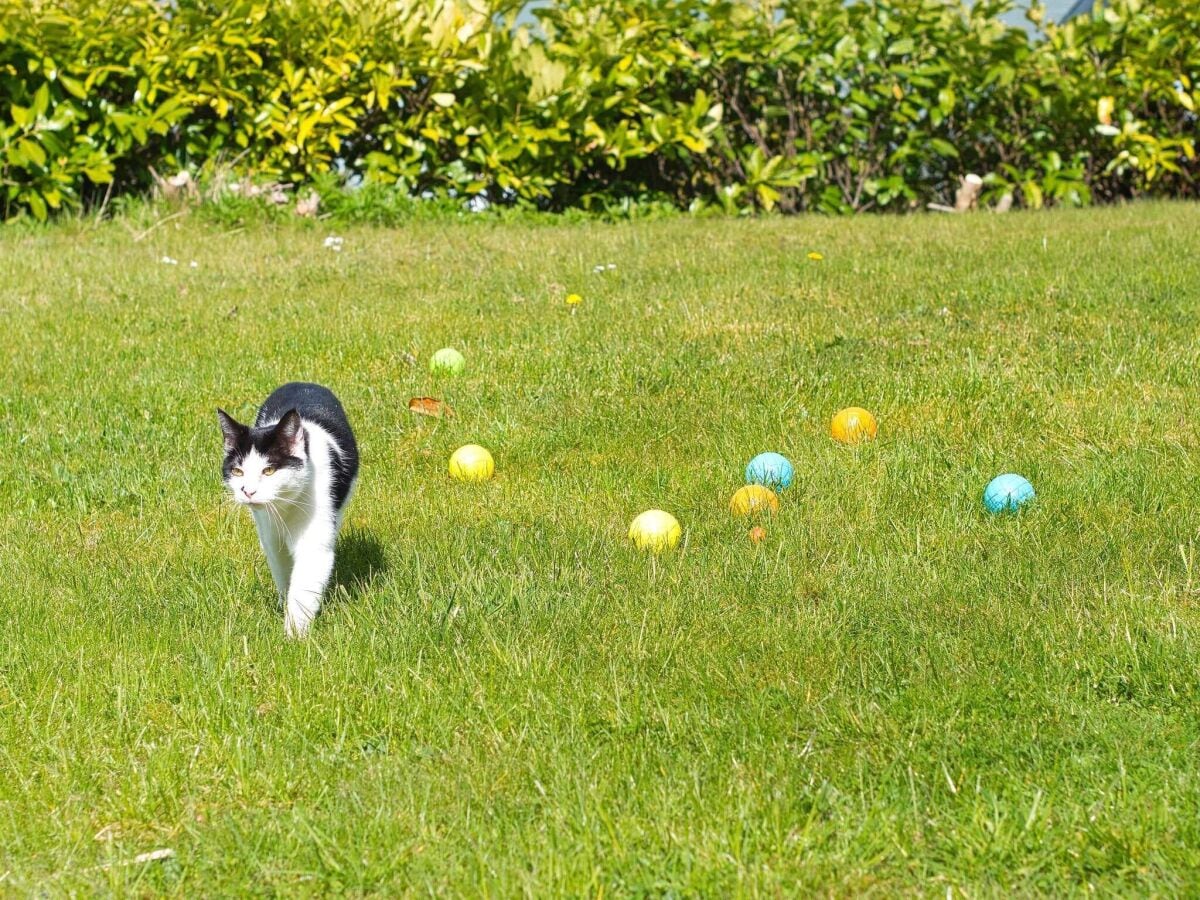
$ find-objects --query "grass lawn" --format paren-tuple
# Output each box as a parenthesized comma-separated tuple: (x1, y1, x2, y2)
(3, 202, 1200, 895)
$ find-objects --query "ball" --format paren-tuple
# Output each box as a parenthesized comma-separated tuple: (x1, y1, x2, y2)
(730, 485, 779, 517)
(745, 452, 794, 491)
(983, 473, 1035, 514)
(430, 347, 465, 375)
(628, 509, 682, 553)
(448, 444, 494, 482)
(831, 407, 878, 444)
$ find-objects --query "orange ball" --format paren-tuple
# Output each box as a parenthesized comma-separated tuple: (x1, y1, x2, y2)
(749, 526, 767, 544)
(730, 485, 779, 517)
(831, 407, 878, 444)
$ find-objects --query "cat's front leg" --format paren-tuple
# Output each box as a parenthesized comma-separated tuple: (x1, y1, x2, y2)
(252, 508, 292, 606)
(284, 528, 336, 638)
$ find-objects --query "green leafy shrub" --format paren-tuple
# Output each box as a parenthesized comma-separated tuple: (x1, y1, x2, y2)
(0, 0, 1196, 220)
(0, 0, 187, 219)
(1036, 0, 1197, 201)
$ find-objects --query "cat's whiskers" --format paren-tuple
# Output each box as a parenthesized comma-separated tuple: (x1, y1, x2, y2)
(270, 494, 316, 522)
(271, 492, 311, 510)
(264, 500, 296, 544)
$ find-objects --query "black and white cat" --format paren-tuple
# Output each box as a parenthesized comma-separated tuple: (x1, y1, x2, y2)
(217, 383, 359, 637)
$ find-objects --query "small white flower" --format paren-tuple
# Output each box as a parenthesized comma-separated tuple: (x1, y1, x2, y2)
(592, 262, 617, 274)
(160, 256, 178, 265)
(189, 261, 199, 269)
(323, 236, 344, 252)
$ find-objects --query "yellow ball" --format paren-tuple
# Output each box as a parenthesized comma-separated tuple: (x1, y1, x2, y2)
(831, 407, 878, 444)
(628, 509, 682, 553)
(730, 484, 780, 517)
(448, 444, 495, 482)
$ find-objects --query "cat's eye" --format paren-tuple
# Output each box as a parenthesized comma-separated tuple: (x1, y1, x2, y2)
(231, 467, 244, 477)
(262, 466, 277, 476)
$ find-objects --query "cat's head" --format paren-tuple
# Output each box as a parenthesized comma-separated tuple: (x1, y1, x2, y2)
(216, 408, 308, 506)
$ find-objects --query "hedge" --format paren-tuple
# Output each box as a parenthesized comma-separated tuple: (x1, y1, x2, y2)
(1, 0, 1196, 220)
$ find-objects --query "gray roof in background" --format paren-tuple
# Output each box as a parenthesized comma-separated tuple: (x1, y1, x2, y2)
(513, 1, 1097, 31)
(1062, 0, 1098, 17)
(1003, 0, 1096, 25)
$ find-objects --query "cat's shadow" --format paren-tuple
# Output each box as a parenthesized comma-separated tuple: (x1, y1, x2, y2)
(329, 529, 387, 605)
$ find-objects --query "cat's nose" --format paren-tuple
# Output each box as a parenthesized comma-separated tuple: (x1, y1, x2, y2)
(242, 487, 257, 499)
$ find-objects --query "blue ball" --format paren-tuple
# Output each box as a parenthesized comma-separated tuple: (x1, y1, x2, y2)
(745, 452, 794, 491)
(983, 473, 1035, 514)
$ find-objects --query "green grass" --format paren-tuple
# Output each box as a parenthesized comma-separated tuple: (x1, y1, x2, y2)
(3, 203, 1200, 895)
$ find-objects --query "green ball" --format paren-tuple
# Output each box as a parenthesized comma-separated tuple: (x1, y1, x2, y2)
(430, 347, 465, 376)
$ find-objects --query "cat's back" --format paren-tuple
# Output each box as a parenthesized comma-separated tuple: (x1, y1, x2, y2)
(257, 382, 357, 457)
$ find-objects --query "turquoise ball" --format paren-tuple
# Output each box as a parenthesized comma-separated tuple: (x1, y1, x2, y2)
(745, 452, 794, 491)
(983, 473, 1035, 514)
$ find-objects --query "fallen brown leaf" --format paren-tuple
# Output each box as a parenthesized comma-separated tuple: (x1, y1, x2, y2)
(408, 397, 454, 418)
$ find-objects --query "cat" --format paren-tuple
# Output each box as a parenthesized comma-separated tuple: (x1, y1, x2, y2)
(217, 383, 359, 637)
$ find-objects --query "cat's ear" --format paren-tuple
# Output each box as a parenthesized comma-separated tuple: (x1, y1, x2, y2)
(273, 409, 305, 455)
(216, 409, 247, 452)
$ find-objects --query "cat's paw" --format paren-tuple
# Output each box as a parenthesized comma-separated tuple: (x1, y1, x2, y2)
(284, 609, 312, 639)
